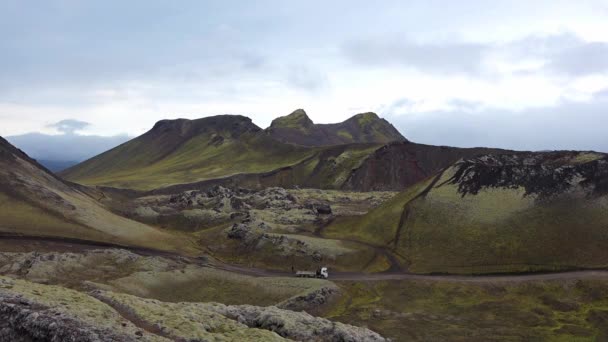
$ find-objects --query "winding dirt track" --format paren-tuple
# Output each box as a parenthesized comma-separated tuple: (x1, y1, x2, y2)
(2, 234, 608, 283)
(208, 259, 608, 282)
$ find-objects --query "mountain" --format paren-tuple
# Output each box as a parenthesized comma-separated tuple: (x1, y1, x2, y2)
(61, 114, 511, 192)
(37, 159, 79, 172)
(266, 109, 406, 146)
(0, 136, 192, 252)
(326, 150, 608, 274)
(61, 115, 320, 190)
(7, 132, 130, 163)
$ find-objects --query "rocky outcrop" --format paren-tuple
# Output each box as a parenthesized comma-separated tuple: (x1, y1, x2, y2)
(447, 151, 608, 198)
(278, 285, 339, 312)
(92, 289, 387, 342)
(134, 186, 331, 231)
(0, 277, 164, 341)
(211, 303, 386, 341)
(1, 276, 387, 341)
(0, 249, 178, 287)
(226, 216, 273, 246)
(0, 296, 144, 342)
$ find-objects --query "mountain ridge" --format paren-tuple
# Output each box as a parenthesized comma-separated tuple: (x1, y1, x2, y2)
(266, 109, 407, 146)
(60, 112, 511, 191)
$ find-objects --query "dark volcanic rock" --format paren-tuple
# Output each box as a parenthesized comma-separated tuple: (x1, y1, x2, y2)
(447, 152, 608, 198)
(343, 141, 510, 191)
(304, 201, 332, 215)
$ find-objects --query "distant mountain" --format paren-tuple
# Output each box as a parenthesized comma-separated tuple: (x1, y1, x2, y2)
(37, 159, 79, 172)
(6, 132, 130, 167)
(61, 113, 513, 192)
(61, 115, 318, 190)
(0, 136, 191, 252)
(266, 109, 407, 146)
(327, 150, 608, 274)
(62, 114, 411, 191)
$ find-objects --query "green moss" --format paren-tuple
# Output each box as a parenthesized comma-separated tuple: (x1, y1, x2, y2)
(355, 112, 379, 127)
(270, 109, 312, 130)
(401, 183, 608, 274)
(324, 179, 429, 246)
(337, 130, 354, 141)
(323, 279, 608, 341)
(99, 291, 288, 341)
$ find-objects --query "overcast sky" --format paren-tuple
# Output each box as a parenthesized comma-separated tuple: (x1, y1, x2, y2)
(1, 0, 607, 152)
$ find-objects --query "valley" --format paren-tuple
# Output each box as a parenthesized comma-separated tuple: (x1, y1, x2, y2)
(1, 112, 608, 341)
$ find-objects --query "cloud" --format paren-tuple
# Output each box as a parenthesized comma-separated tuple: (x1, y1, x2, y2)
(343, 38, 487, 75)
(549, 41, 608, 76)
(286, 65, 329, 92)
(594, 88, 608, 99)
(343, 32, 608, 78)
(384, 96, 608, 153)
(47, 119, 90, 135)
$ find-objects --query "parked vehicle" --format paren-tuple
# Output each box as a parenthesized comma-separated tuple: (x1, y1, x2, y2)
(295, 267, 329, 279)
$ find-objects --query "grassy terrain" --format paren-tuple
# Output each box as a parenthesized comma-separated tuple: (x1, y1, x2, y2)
(108, 266, 332, 305)
(325, 155, 608, 274)
(324, 180, 430, 246)
(62, 117, 385, 191)
(0, 137, 197, 254)
(196, 224, 390, 273)
(400, 168, 608, 274)
(324, 278, 608, 341)
(0, 192, 109, 241)
(64, 131, 316, 190)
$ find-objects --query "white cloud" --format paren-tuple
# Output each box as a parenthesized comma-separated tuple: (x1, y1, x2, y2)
(0, 0, 607, 153)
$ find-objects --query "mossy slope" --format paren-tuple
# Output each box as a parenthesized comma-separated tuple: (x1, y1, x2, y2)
(328, 151, 608, 274)
(0, 136, 193, 253)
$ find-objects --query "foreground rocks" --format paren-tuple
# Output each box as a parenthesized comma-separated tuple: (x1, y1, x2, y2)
(0, 277, 164, 341)
(0, 249, 178, 287)
(0, 276, 386, 342)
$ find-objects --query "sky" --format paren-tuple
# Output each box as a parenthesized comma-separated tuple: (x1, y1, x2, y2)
(1, 0, 607, 152)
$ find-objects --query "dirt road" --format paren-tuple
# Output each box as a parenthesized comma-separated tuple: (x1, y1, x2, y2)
(2, 234, 608, 283)
(208, 259, 608, 282)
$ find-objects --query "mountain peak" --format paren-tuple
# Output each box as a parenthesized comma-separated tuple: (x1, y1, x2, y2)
(150, 115, 261, 138)
(345, 112, 382, 127)
(266, 110, 407, 146)
(269, 109, 313, 129)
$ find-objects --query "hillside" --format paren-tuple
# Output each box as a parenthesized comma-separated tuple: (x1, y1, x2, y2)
(0, 136, 193, 253)
(326, 150, 608, 274)
(342, 141, 509, 191)
(62, 114, 509, 192)
(61, 115, 319, 190)
(266, 109, 406, 146)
